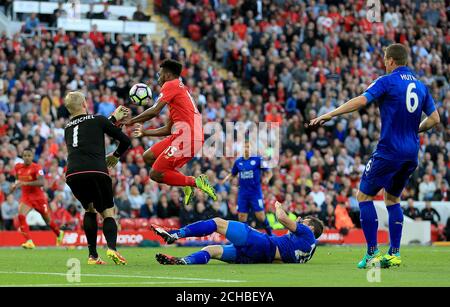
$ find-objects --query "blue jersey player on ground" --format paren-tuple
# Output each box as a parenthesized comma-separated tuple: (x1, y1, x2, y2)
(151, 201, 323, 265)
(309, 43, 440, 269)
(222, 141, 273, 235)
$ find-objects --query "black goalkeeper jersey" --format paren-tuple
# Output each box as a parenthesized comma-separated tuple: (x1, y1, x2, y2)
(64, 114, 131, 177)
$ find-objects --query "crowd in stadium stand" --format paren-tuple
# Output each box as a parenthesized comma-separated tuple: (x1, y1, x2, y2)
(0, 0, 449, 238)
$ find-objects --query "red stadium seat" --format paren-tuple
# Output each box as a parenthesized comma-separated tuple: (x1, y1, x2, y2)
(149, 217, 164, 226)
(134, 218, 150, 231)
(162, 217, 181, 229)
(119, 218, 136, 231)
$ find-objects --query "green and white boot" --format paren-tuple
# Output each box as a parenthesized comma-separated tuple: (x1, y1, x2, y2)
(195, 174, 217, 201)
(357, 249, 382, 269)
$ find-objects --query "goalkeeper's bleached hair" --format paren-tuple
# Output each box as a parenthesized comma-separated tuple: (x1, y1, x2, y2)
(64, 91, 86, 114)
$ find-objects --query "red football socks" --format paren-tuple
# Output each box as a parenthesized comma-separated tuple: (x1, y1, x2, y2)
(162, 170, 196, 187)
(48, 220, 60, 237)
(18, 214, 31, 240)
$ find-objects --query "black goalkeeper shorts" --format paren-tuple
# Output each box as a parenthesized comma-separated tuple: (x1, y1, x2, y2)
(66, 172, 114, 213)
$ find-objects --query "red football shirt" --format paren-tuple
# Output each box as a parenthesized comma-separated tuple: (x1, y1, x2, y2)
(15, 163, 46, 201)
(158, 79, 203, 142)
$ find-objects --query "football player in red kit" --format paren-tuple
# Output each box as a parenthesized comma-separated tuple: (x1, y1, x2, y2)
(125, 59, 217, 205)
(12, 148, 64, 249)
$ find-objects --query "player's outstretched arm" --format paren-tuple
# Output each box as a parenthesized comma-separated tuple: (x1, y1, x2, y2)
(419, 110, 440, 133)
(308, 95, 368, 127)
(108, 106, 130, 125)
(125, 99, 167, 126)
(132, 120, 173, 138)
(275, 201, 297, 233)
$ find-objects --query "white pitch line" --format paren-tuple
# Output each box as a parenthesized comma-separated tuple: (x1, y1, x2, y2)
(0, 271, 246, 283)
(1, 281, 204, 287)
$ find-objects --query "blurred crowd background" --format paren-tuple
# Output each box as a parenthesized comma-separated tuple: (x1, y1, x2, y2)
(0, 0, 449, 239)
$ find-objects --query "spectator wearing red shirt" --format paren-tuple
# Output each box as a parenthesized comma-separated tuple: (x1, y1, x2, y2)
(128, 139, 145, 163)
(232, 17, 247, 40)
(53, 28, 69, 46)
(225, 96, 241, 121)
(265, 108, 283, 125)
(89, 24, 105, 49)
(265, 95, 283, 114)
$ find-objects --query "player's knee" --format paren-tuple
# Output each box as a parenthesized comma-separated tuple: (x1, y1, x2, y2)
(149, 169, 163, 183)
(100, 208, 115, 219)
(384, 191, 400, 205)
(19, 204, 29, 215)
(357, 190, 373, 202)
(255, 212, 266, 221)
(201, 245, 220, 259)
(42, 214, 50, 223)
(238, 213, 248, 222)
(201, 246, 213, 254)
(212, 218, 227, 232)
(86, 203, 97, 214)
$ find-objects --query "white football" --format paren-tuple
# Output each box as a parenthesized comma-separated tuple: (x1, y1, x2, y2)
(129, 83, 152, 106)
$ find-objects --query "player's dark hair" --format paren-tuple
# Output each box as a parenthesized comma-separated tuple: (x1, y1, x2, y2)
(23, 147, 34, 153)
(304, 216, 324, 239)
(160, 59, 183, 77)
(385, 43, 408, 66)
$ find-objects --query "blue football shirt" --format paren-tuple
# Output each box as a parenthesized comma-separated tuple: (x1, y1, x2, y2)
(231, 156, 267, 196)
(362, 66, 436, 161)
(270, 223, 317, 264)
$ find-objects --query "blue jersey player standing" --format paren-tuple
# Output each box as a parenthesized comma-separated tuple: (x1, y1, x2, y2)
(151, 201, 323, 265)
(222, 141, 273, 235)
(309, 43, 440, 269)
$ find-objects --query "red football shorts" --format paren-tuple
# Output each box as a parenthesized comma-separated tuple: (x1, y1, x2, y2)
(21, 198, 49, 216)
(150, 134, 203, 172)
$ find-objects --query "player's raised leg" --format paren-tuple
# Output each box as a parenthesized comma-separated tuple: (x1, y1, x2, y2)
(152, 217, 248, 245)
(17, 203, 34, 249)
(151, 152, 217, 201)
(144, 138, 217, 203)
(151, 218, 219, 244)
(155, 218, 245, 265)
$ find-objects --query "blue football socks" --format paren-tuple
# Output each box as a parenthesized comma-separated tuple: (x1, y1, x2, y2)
(183, 250, 211, 265)
(174, 219, 217, 238)
(359, 201, 379, 255)
(387, 203, 403, 255)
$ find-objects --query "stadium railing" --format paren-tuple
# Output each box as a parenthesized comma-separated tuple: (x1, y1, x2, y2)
(13, 1, 137, 20)
(56, 17, 157, 35)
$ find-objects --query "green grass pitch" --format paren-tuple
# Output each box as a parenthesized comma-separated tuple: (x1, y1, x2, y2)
(0, 246, 449, 287)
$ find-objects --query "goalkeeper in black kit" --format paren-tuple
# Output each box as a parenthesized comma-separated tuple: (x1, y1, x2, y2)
(64, 91, 131, 265)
